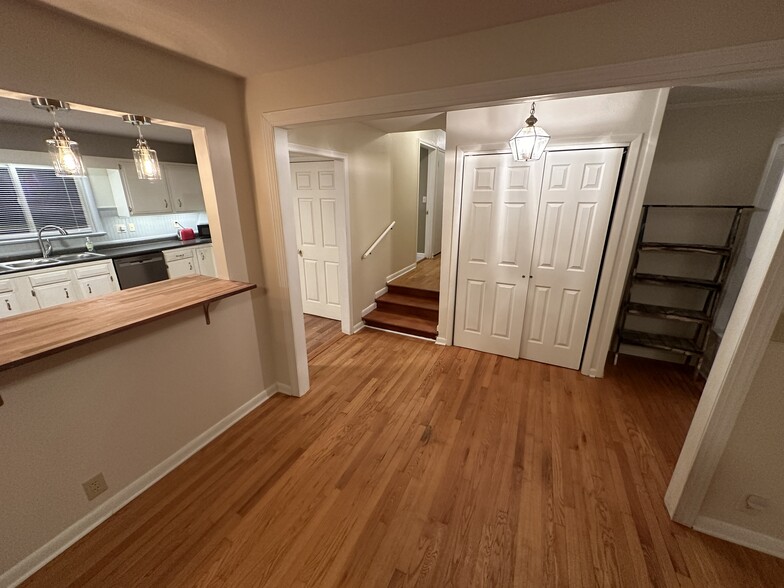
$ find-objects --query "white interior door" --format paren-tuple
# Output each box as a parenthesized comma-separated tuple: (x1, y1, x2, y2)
(291, 160, 342, 320)
(453, 154, 544, 357)
(520, 148, 625, 369)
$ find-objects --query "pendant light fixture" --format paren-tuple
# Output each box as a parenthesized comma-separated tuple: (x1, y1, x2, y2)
(30, 97, 86, 177)
(123, 114, 162, 180)
(509, 102, 550, 162)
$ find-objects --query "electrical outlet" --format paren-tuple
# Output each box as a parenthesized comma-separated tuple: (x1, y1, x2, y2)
(115, 224, 127, 233)
(82, 473, 108, 501)
(128, 223, 136, 232)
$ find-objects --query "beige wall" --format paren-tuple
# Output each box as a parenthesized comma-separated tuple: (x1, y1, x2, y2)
(698, 312, 784, 543)
(249, 0, 784, 114)
(0, 1, 274, 580)
(287, 123, 394, 322)
(646, 102, 784, 206)
(387, 129, 445, 272)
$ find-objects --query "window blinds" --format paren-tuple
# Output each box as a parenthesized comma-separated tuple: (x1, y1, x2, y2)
(0, 165, 91, 238)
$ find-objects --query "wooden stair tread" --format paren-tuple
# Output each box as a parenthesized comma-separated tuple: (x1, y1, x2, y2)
(387, 283, 439, 300)
(633, 273, 721, 290)
(619, 329, 701, 356)
(625, 303, 711, 324)
(377, 292, 439, 311)
(639, 242, 731, 255)
(364, 310, 437, 339)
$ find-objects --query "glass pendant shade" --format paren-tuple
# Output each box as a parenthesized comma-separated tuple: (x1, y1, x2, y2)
(46, 125, 86, 177)
(509, 103, 550, 162)
(133, 139, 162, 180)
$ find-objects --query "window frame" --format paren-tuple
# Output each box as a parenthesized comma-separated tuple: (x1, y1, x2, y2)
(0, 162, 104, 242)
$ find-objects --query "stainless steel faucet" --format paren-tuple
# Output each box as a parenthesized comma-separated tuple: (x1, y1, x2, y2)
(37, 225, 68, 258)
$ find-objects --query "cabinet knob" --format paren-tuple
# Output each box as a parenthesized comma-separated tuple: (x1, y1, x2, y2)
(164, 199, 169, 208)
(87, 284, 92, 294)
(178, 198, 183, 208)
(5, 299, 11, 311)
(64, 288, 70, 299)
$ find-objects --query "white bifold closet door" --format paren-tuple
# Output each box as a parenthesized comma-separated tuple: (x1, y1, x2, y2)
(454, 147, 624, 368)
(453, 154, 545, 357)
(520, 148, 624, 369)
(291, 160, 343, 320)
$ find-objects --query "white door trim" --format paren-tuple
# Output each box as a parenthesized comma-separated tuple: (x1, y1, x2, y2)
(665, 173, 784, 526)
(419, 140, 438, 258)
(288, 142, 354, 336)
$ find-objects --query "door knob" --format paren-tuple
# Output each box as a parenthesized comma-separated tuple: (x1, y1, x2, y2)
(298, 249, 303, 256)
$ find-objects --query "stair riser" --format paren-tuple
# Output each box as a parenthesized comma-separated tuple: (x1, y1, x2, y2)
(387, 284, 439, 301)
(364, 319, 436, 340)
(376, 300, 438, 321)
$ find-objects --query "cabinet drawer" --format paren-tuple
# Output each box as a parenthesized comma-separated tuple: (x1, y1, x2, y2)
(29, 270, 71, 287)
(0, 279, 14, 294)
(74, 263, 112, 279)
(163, 249, 194, 262)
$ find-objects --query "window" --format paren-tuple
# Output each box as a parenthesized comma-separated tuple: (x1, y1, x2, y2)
(0, 164, 94, 240)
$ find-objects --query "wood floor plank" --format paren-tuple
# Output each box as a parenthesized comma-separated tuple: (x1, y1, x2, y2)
(22, 331, 784, 587)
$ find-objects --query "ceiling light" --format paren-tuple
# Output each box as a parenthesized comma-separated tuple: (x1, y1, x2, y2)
(31, 97, 86, 177)
(123, 114, 162, 181)
(509, 102, 550, 162)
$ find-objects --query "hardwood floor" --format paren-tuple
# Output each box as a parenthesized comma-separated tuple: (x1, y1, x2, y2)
(389, 256, 440, 292)
(24, 330, 784, 587)
(304, 313, 343, 361)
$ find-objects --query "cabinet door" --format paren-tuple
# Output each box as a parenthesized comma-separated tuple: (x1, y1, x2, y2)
(164, 163, 205, 212)
(77, 275, 117, 299)
(34, 283, 75, 308)
(195, 246, 216, 277)
(166, 257, 197, 279)
(0, 291, 23, 318)
(119, 161, 172, 215)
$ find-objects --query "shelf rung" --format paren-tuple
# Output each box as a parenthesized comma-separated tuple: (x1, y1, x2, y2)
(626, 303, 711, 324)
(619, 329, 702, 356)
(639, 242, 730, 255)
(633, 273, 721, 290)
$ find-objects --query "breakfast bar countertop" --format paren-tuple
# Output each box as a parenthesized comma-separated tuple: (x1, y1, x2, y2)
(0, 275, 255, 371)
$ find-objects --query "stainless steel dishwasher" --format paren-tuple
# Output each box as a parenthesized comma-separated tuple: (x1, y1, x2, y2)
(113, 252, 169, 290)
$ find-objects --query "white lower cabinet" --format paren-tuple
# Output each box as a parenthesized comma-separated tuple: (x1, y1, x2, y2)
(0, 260, 120, 316)
(74, 262, 118, 299)
(29, 270, 76, 309)
(164, 249, 198, 278)
(194, 245, 216, 277)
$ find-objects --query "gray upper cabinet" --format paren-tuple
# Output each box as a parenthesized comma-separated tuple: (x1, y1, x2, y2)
(118, 159, 172, 215)
(164, 163, 205, 212)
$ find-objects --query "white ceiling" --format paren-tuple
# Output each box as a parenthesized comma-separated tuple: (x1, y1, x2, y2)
(35, 0, 614, 77)
(363, 113, 447, 133)
(0, 96, 193, 143)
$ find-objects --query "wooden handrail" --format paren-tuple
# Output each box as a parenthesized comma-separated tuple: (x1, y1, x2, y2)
(362, 221, 395, 259)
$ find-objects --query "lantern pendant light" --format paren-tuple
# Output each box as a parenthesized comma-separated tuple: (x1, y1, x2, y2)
(509, 102, 550, 162)
(123, 114, 162, 181)
(30, 97, 86, 177)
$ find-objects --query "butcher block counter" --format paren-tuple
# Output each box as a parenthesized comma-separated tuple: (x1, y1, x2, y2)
(0, 276, 255, 371)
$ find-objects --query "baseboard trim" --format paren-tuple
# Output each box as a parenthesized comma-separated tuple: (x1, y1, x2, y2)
(693, 515, 784, 560)
(375, 286, 388, 299)
(435, 336, 448, 346)
(352, 321, 366, 333)
(276, 382, 293, 396)
(361, 302, 377, 317)
(365, 325, 437, 342)
(1, 384, 280, 588)
(387, 262, 416, 283)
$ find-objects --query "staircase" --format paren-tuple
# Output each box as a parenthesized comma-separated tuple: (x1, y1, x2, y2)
(363, 283, 439, 339)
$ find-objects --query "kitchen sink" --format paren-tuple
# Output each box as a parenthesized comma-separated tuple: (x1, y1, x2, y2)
(54, 252, 106, 262)
(0, 258, 64, 270)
